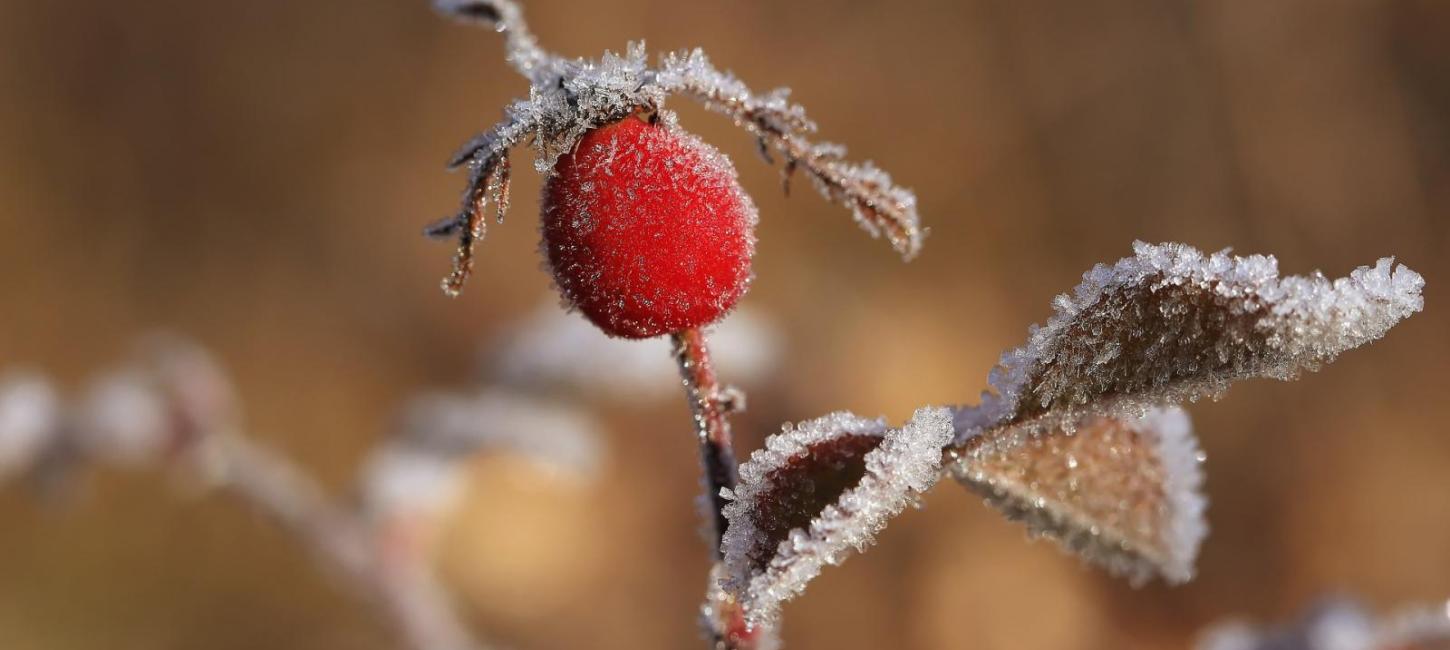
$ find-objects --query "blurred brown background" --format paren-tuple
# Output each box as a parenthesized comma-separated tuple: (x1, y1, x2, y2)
(2, 0, 1448, 648)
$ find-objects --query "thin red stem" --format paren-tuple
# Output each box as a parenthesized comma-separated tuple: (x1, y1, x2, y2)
(673, 328, 768, 650)
(671, 328, 739, 556)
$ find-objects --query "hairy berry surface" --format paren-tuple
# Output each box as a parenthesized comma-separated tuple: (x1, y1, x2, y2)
(541, 116, 757, 338)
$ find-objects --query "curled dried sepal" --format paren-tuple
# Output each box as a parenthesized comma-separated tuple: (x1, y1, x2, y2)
(953, 241, 1425, 447)
(657, 49, 924, 259)
(430, 5, 928, 295)
(721, 407, 953, 626)
(430, 107, 535, 297)
(949, 407, 1207, 585)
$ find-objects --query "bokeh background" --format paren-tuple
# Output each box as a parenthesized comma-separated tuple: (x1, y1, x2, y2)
(2, 0, 1448, 648)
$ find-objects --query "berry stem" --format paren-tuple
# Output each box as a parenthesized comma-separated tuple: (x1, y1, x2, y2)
(670, 327, 740, 557)
(671, 328, 765, 650)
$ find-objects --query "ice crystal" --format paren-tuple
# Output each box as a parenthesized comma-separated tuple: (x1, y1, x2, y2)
(720, 407, 953, 626)
(427, 0, 924, 295)
(1197, 597, 1450, 650)
(951, 241, 1424, 449)
(361, 388, 603, 520)
(0, 373, 60, 481)
(949, 407, 1207, 584)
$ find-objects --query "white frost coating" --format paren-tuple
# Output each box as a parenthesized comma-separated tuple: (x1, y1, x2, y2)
(432, 3, 926, 295)
(361, 388, 603, 520)
(721, 407, 953, 626)
(490, 302, 780, 401)
(1149, 407, 1208, 584)
(0, 373, 60, 480)
(954, 241, 1425, 446)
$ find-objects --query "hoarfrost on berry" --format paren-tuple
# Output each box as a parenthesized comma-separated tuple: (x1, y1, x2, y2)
(542, 116, 757, 338)
(428, 0, 926, 296)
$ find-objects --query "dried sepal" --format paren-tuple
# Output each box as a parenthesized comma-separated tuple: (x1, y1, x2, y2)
(430, 105, 538, 297)
(949, 407, 1207, 585)
(720, 407, 953, 626)
(430, 4, 928, 294)
(656, 49, 925, 260)
(952, 241, 1424, 448)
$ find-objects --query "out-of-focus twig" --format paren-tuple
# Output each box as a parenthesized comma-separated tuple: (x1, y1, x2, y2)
(202, 432, 486, 650)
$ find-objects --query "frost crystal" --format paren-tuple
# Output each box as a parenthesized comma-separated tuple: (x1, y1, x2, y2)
(720, 407, 953, 626)
(0, 373, 60, 481)
(949, 407, 1207, 584)
(428, 0, 924, 295)
(952, 241, 1424, 448)
(361, 388, 603, 520)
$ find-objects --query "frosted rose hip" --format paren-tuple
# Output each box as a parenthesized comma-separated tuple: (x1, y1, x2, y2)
(541, 116, 757, 338)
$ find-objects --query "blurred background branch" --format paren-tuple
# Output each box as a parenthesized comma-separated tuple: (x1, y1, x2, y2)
(0, 0, 1446, 648)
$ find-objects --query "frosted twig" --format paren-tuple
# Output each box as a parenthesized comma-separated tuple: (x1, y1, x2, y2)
(203, 433, 486, 650)
(433, 0, 562, 85)
(1, 339, 490, 650)
(427, 1, 926, 294)
(657, 50, 924, 259)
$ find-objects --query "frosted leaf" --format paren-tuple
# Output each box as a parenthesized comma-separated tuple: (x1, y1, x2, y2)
(0, 373, 61, 481)
(720, 407, 953, 626)
(948, 407, 1207, 585)
(1196, 597, 1450, 650)
(489, 301, 779, 401)
(361, 388, 603, 521)
(429, 0, 926, 294)
(952, 242, 1425, 448)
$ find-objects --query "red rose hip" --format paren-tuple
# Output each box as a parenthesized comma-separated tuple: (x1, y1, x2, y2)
(541, 115, 757, 338)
